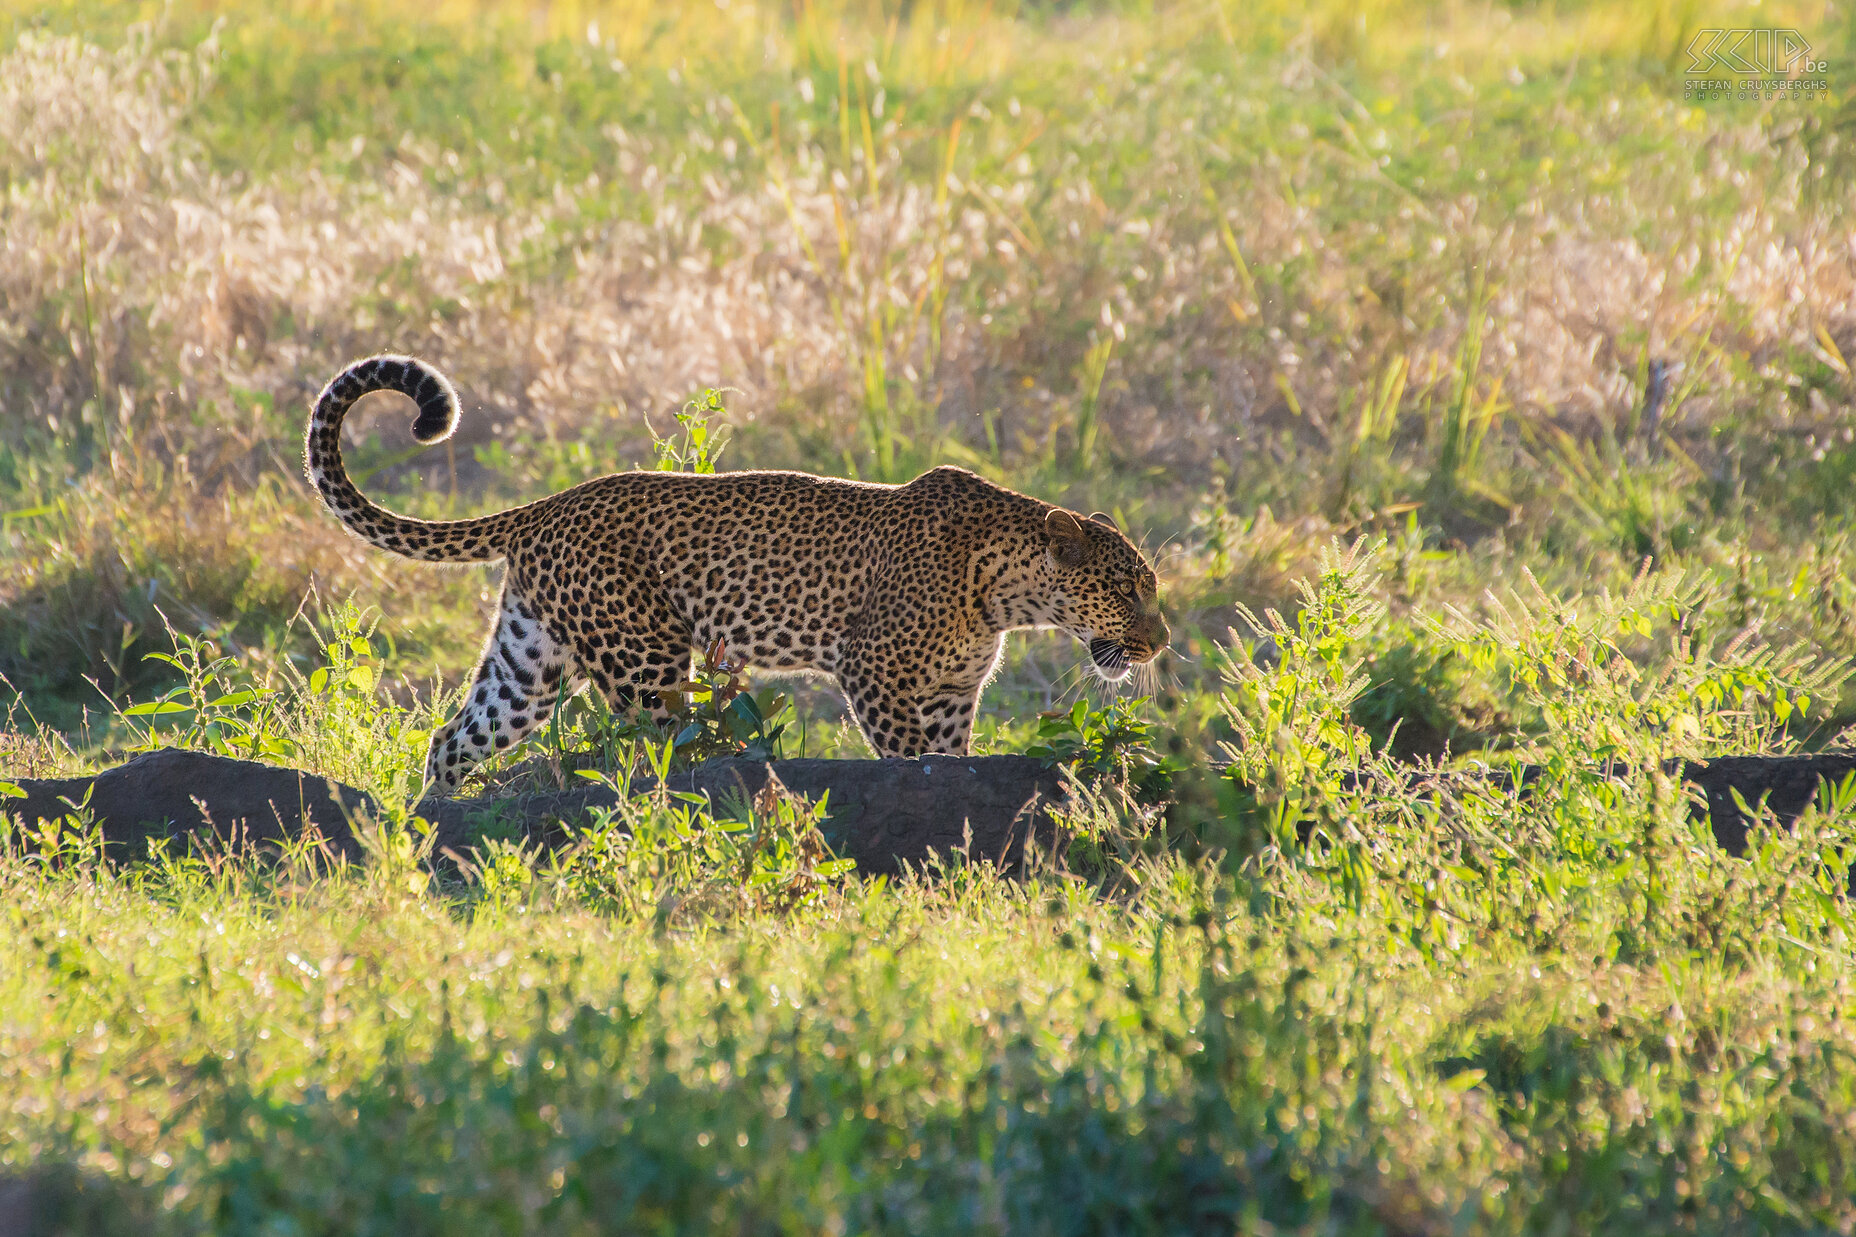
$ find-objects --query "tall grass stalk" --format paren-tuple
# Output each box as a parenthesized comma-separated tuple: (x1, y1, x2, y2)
(1072, 323, 1115, 472)
(1329, 353, 1408, 518)
(1418, 256, 1515, 524)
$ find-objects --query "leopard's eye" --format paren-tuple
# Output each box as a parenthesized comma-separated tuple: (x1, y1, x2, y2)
(1117, 580, 1136, 598)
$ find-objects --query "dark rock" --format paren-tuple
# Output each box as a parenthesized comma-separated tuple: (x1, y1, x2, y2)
(412, 753, 1068, 877)
(11, 748, 1852, 877)
(1682, 753, 1856, 855)
(0, 1165, 147, 1237)
(5, 749, 1068, 877)
(5, 748, 371, 860)
(691, 754, 1065, 875)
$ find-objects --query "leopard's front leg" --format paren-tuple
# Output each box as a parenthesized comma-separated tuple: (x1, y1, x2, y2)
(915, 634, 1003, 756)
(836, 661, 929, 757)
(917, 688, 981, 755)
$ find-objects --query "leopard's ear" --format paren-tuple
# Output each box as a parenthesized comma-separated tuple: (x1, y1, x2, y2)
(1087, 511, 1116, 529)
(1045, 508, 1093, 568)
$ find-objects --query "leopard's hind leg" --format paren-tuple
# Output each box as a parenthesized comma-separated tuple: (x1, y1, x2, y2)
(424, 588, 576, 792)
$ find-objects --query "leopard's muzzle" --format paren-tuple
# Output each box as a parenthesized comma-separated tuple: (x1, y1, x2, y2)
(1088, 637, 1131, 680)
(1087, 612, 1168, 682)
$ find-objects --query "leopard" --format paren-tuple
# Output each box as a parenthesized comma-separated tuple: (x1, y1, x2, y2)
(304, 355, 1170, 792)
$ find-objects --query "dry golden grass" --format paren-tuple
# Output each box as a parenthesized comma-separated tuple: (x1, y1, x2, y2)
(2, 0, 1854, 731)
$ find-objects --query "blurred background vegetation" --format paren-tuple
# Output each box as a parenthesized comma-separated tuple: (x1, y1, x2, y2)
(2, 0, 1854, 771)
(15, 5, 1856, 1231)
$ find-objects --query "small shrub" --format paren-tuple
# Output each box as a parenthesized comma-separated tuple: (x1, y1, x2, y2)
(1027, 694, 1182, 805)
(650, 389, 732, 475)
(118, 616, 294, 764)
(538, 749, 852, 926)
(535, 637, 791, 786)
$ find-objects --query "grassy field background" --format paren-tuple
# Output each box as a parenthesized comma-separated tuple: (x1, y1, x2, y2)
(8, 0, 1856, 1231)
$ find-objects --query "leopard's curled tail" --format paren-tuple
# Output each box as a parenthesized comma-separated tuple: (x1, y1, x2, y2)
(304, 355, 513, 563)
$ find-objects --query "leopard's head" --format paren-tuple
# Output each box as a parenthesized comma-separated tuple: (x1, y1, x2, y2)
(1041, 508, 1169, 681)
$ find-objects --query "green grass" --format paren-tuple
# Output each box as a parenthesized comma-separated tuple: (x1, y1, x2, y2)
(9, 0, 1856, 1229)
(9, 545, 1856, 1232)
(13, 854, 1855, 1235)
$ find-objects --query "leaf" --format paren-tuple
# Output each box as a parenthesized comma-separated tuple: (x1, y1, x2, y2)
(122, 701, 190, 717)
(0, 781, 25, 799)
(1444, 1068, 1486, 1092)
(308, 668, 330, 695)
(675, 723, 704, 747)
(206, 690, 257, 709)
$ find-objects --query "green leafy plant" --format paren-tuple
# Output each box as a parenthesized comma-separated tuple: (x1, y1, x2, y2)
(1216, 538, 1855, 965)
(468, 836, 539, 917)
(656, 637, 790, 765)
(650, 389, 732, 475)
(543, 750, 852, 926)
(1028, 694, 1181, 805)
(105, 602, 439, 803)
(0, 784, 108, 881)
(1218, 538, 1388, 864)
(273, 601, 435, 802)
(118, 618, 294, 763)
(1445, 565, 1842, 764)
(545, 638, 791, 781)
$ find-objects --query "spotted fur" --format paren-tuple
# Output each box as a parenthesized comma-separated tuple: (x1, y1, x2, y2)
(305, 355, 1170, 791)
